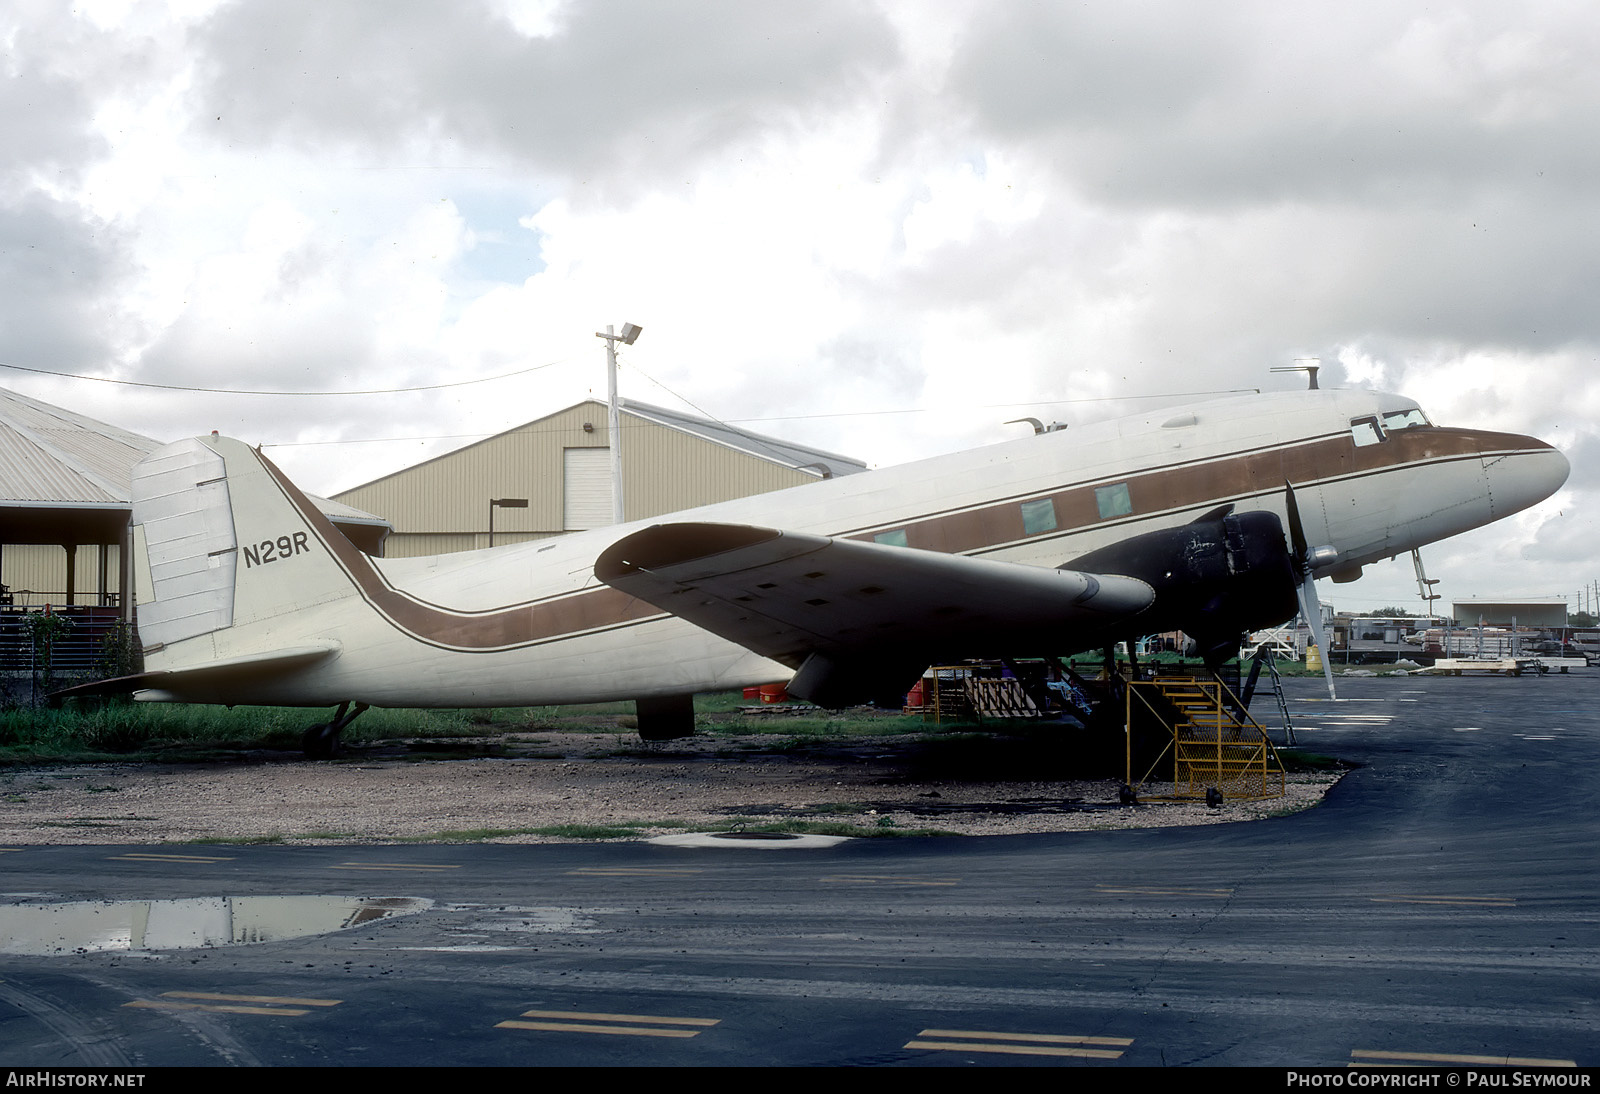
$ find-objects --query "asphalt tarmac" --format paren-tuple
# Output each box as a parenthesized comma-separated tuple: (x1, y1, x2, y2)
(1, 673, 1595, 1068)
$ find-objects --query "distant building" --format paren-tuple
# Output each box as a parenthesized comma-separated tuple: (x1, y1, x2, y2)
(1451, 599, 1569, 629)
(332, 398, 868, 559)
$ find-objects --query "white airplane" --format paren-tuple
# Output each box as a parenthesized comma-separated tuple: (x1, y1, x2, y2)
(100, 388, 1567, 754)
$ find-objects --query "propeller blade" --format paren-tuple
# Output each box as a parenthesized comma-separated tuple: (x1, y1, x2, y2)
(1286, 480, 1336, 699)
(1285, 480, 1310, 570)
(1297, 575, 1337, 700)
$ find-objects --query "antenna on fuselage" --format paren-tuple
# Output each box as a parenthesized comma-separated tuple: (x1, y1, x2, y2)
(1271, 359, 1321, 389)
(1005, 417, 1067, 435)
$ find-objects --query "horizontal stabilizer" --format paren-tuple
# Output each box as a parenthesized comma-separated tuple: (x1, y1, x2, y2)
(595, 521, 1154, 667)
(52, 642, 340, 703)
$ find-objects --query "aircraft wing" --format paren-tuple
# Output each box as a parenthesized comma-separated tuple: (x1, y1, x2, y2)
(595, 522, 1153, 706)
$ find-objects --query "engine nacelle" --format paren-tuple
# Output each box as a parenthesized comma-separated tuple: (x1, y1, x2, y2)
(1062, 509, 1299, 662)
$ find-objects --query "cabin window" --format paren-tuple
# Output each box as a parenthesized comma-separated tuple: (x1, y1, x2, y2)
(873, 529, 908, 547)
(1349, 416, 1384, 447)
(1020, 498, 1058, 535)
(1095, 483, 1133, 519)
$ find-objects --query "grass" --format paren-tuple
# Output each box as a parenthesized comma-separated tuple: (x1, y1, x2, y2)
(0, 700, 491, 762)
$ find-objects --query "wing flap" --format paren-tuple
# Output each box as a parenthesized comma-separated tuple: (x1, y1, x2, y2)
(595, 522, 1153, 667)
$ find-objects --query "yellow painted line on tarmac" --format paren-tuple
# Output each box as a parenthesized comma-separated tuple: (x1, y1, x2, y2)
(1096, 885, 1233, 897)
(566, 867, 704, 876)
(497, 1007, 720, 1039)
(1369, 894, 1516, 906)
(1351, 1049, 1575, 1067)
(127, 1000, 313, 1017)
(162, 991, 342, 1007)
(821, 874, 960, 886)
(109, 853, 235, 863)
(519, 1009, 717, 1027)
(125, 991, 343, 1018)
(329, 862, 460, 871)
(906, 1028, 1131, 1059)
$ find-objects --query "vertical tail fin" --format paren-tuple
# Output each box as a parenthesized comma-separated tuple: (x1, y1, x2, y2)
(132, 438, 239, 650)
(132, 436, 364, 661)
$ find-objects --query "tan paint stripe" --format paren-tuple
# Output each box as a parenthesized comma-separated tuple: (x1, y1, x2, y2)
(906, 1039, 1124, 1059)
(566, 867, 705, 875)
(1097, 885, 1233, 896)
(330, 862, 460, 871)
(1369, 895, 1516, 906)
(496, 1020, 701, 1038)
(162, 991, 341, 1006)
(1351, 1050, 1575, 1066)
(919, 1029, 1132, 1046)
(126, 1000, 310, 1017)
(519, 1009, 718, 1027)
(110, 853, 235, 862)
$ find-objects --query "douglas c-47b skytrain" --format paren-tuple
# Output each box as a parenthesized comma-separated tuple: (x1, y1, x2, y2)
(91, 387, 1568, 754)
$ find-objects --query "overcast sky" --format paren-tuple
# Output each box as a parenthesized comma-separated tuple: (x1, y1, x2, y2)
(3, 0, 1595, 614)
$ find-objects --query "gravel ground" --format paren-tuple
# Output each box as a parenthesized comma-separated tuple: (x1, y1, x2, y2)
(0, 730, 1339, 845)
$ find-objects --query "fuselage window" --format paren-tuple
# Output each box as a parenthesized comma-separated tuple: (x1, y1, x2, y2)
(1021, 498, 1058, 535)
(873, 529, 908, 547)
(1350, 416, 1385, 447)
(1095, 483, 1133, 519)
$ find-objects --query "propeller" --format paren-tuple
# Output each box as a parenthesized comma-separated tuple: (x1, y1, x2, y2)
(1285, 482, 1339, 700)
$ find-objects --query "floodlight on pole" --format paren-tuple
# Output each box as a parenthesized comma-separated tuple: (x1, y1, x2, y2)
(594, 322, 642, 525)
(487, 497, 528, 548)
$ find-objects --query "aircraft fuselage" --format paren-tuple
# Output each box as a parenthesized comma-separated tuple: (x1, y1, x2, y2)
(133, 388, 1567, 708)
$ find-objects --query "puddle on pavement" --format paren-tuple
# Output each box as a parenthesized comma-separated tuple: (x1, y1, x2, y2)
(0, 895, 432, 956)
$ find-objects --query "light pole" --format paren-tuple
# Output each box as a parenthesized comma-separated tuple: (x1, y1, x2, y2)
(487, 497, 528, 548)
(594, 322, 642, 525)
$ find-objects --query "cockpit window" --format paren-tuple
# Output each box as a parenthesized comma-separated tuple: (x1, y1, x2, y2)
(1352, 409, 1431, 447)
(1381, 408, 1431, 432)
(1349, 416, 1384, 447)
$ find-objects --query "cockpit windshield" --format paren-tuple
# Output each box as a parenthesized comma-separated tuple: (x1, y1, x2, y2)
(1381, 408, 1430, 432)
(1351, 406, 1432, 447)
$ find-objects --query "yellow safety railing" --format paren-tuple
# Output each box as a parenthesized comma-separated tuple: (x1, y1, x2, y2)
(1125, 676, 1285, 801)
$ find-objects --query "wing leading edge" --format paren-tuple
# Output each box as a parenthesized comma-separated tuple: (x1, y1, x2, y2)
(595, 522, 1154, 707)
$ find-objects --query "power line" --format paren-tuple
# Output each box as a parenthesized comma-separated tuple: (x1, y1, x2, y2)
(0, 358, 568, 396)
(260, 388, 1262, 448)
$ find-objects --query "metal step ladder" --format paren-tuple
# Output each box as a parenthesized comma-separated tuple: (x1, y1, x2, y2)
(1126, 675, 1286, 800)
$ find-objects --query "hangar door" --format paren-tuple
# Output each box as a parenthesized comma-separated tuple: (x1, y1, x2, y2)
(563, 447, 614, 530)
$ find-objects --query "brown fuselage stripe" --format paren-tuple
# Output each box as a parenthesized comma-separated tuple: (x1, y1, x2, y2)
(858, 427, 1527, 556)
(260, 451, 665, 650)
(255, 428, 1545, 653)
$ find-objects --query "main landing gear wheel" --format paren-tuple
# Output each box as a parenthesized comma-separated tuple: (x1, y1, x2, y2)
(302, 723, 340, 759)
(300, 701, 370, 759)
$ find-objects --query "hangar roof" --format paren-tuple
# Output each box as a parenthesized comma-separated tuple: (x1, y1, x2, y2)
(0, 386, 388, 546)
(0, 386, 157, 507)
(619, 399, 867, 479)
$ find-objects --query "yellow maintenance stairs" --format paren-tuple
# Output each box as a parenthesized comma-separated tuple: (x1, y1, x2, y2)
(1125, 675, 1286, 801)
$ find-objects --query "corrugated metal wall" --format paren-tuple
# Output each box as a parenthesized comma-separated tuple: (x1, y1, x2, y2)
(3, 544, 121, 607)
(334, 402, 819, 559)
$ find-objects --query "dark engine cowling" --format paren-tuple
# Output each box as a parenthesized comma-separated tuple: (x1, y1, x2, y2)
(1061, 509, 1299, 664)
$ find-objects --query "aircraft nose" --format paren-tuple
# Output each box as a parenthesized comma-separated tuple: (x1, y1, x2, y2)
(1483, 435, 1569, 519)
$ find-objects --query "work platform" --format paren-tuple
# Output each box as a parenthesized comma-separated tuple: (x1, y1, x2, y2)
(1126, 675, 1286, 801)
